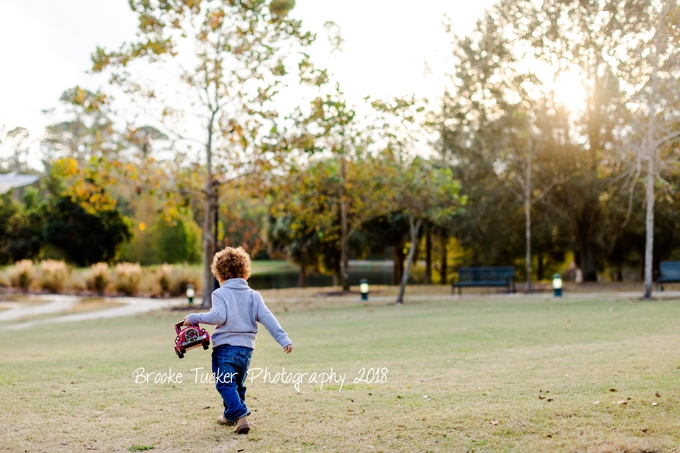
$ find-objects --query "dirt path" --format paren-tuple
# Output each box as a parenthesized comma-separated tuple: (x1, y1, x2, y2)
(0, 296, 184, 331)
(1, 289, 677, 332)
(0, 295, 80, 322)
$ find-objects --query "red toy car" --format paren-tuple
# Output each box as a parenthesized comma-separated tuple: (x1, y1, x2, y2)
(174, 321, 210, 359)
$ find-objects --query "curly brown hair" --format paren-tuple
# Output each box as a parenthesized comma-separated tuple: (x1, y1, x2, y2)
(211, 246, 252, 282)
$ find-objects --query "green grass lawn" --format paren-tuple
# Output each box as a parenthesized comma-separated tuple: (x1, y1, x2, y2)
(1, 294, 679, 452)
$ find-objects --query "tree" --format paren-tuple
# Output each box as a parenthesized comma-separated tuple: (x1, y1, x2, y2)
(42, 87, 118, 164)
(92, 0, 314, 307)
(285, 84, 391, 290)
(504, 138, 556, 291)
(43, 195, 132, 266)
(394, 157, 465, 304)
(0, 126, 31, 172)
(269, 153, 394, 287)
(0, 188, 45, 264)
(266, 214, 324, 287)
(617, 0, 680, 298)
(434, 0, 680, 284)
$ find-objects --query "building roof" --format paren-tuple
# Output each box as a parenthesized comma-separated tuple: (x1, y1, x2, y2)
(0, 172, 40, 194)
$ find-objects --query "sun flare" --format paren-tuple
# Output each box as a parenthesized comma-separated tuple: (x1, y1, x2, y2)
(553, 70, 588, 113)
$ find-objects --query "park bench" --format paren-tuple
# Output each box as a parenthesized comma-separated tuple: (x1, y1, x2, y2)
(657, 261, 680, 291)
(451, 266, 516, 295)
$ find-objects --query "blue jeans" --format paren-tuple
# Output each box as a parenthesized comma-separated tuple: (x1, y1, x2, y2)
(212, 345, 253, 422)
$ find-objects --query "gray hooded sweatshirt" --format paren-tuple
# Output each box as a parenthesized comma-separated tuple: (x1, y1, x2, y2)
(187, 278, 291, 349)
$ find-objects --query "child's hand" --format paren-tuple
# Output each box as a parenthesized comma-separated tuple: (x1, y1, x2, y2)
(182, 316, 191, 326)
(283, 344, 293, 354)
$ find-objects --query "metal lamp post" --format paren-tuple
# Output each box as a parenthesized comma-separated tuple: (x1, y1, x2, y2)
(360, 278, 369, 301)
(186, 284, 195, 305)
(552, 273, 563, 298)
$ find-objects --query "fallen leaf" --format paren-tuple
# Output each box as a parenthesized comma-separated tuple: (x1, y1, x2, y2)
(547, 398, 554, 402)
(642, 428, 648, 433)
(538, 395, 545, 400)
(618, 400, 628, 405)
(655, 391, 660, 397)
(490, 420, 499, 425)
(593, 401, 601, 405)
(609, 388, 618, 392)
(546, 434, 552, 438)
(652, 402, 658, 406)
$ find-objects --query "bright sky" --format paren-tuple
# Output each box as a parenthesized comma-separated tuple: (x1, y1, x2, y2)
(0, 0, 498, 158)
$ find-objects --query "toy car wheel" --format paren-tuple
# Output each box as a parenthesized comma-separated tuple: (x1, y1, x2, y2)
(176, 350, 184, 359)
(203, 342, 210, 350)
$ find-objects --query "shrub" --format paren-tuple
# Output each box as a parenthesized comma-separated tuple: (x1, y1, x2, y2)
(168, 264, 202, 297)
(11, 260, 34, 291)
(39, 260, 69, 293)
(0, 270, 9, 288)
(67, 271, 87, 291)
(156, 263, 172, 293)
(115, 262, 142, 296)
(87, 263, 110, 294)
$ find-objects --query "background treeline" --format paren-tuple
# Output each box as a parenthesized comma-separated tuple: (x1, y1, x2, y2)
(2, 0, 679, 292)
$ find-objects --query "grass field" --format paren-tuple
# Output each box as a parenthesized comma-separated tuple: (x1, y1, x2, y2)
(1, 293, 679, 452)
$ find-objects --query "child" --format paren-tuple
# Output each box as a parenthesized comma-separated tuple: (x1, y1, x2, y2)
(183, 246, 293, 434)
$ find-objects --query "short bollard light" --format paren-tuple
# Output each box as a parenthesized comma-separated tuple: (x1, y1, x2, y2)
(186, 283, 195, 305)
(360, 278, 369, 301)
(552, 273, 563, 298)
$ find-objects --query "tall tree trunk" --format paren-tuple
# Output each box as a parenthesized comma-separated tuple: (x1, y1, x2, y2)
(579, 235, 597, 282)
(392, 243, 404, 285)
(439, 229, 448, 285)
(201, 111, 217, 308)
(396, 216, 423, 303)
(537, 247, 544, 282)
(332, 250, 341, 287)
(201, 193, 215, 308)
(575, 208, 598, 282)
(644, 9, 662, 299)
(578, 57, 605, 283)
(299, 263, 307, 288)
(212, 196, 220, 291)
(425, 224, 432, 284)
(339, 154, 350, 292)
(524, 147, 532, 292)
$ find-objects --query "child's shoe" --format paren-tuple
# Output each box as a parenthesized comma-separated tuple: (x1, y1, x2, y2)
(234, 415, 251, 434)
(217, 415, 234, 426)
